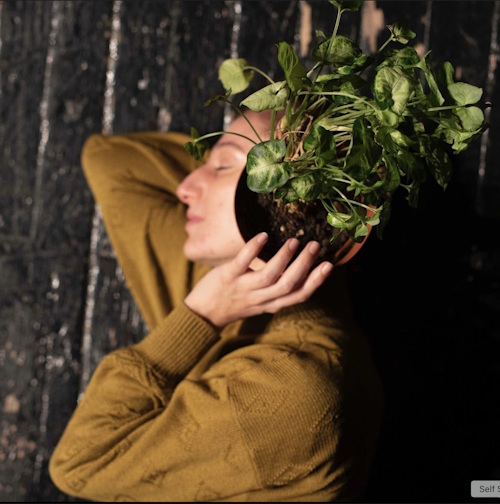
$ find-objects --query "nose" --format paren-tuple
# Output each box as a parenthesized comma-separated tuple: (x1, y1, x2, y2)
(176, 167, 205, 204)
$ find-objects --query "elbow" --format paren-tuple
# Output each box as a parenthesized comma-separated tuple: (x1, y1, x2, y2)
(48, 437, 95, 499)
(48, 448, 77, 498)
(80, 133, 110, 176)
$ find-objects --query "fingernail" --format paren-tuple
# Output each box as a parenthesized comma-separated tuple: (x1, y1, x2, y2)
(308, 241, 320, 255)
(288, 238, 299, 251)
(321, 262, 333, 276)
(257, 232, 268, 244)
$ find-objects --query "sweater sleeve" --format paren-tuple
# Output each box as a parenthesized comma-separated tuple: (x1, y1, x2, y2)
(49, 305, 352, 502)
(81, 131, 210, 330)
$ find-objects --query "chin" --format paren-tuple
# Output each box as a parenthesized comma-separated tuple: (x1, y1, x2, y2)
(183, 242, 222, 267)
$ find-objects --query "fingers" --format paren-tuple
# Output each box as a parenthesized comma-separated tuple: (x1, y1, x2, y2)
(279, 241, 321, 289)
(251, 237, 301, 287)
(259, 240, 322, 297)
(231, 235, 334, 315)
(263, 260, 334, 313)
(231, 232, 269, 276)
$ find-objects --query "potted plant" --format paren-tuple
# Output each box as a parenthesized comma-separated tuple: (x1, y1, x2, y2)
(185, 0, 488, 265)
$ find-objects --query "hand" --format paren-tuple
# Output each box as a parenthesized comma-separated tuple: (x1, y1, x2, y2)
(184, 232, 334, 329)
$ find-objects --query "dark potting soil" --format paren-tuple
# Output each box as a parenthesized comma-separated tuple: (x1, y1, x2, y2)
(256, 192, 351, 265)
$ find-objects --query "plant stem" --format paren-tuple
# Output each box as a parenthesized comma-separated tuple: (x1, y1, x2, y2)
(329, 185, 357, 213)
(232, 105, 264, 142)
(243, 66, 276, 85)
(195, 130, 257, 145)
(299, 90, 379, 112)
(307, 61, 323, 80)
(377, 36, 392, 54)
(426, 104, 462, 112)
(270, 110, 276, 141)
(328, 8, 343, 53)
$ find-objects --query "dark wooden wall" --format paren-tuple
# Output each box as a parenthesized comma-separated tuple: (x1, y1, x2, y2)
(0, 1, 499, 501)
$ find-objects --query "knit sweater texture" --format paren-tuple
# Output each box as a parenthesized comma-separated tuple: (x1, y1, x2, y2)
(49, 132, 384, 502)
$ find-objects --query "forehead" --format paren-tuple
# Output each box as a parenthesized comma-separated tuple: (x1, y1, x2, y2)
(210, 111, 274, 158)
(212, 139, 247, 154)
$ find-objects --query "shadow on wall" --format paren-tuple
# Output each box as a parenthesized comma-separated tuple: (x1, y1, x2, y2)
(351, 172, 500, 502)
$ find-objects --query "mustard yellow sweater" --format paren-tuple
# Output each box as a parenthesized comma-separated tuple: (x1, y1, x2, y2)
(49, 132, 384, 502)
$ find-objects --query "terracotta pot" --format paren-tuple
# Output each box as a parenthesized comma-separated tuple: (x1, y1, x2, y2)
(234, 170, 372, 266)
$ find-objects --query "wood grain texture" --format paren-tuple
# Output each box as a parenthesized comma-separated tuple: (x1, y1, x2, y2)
(0, 1, 498, 501)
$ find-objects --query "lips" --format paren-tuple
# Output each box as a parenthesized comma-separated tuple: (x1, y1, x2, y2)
(186, 210, 203, 225)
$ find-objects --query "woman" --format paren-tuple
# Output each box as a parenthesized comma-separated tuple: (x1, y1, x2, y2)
(49, 110, 384, 502)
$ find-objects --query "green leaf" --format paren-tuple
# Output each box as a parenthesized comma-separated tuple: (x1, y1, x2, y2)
(315, 73, 367, 105)
(375, 108, 401, 128)
(434, 115, 485, 152)
(380, 154, 401, 192)
(303, 124, 337, 167)
(416, 56, 444, 106)
(344, 118, 383, 179)
(337, 54, 373, 75)
(184, 141, 208, 160)
(327, 212, 347, 229)
(315, 29, 327, 40)
(387, 22, 416, 44)
(438, 61, 455, 88)
(246, 139, 292, 192)
(218, 58, 254, 94)
(354, 221, 370, 239)
(275, 183, 300, 203)
(378, 47, 420, 70)
(278, 41, 307, 93)
(329, 0, 363, 13)
(426, 141, 452, 189)
(327, 209, 357, 231)
(437, 126, 483, 153)
(455, 106, 484, 131)
(417, 133, 432, 157)
(313, 35, 361, 66)
(328, 206, 370, 241)
(204, 89, 231, 107)
(240, 81, 289, 112)
(315, 73, 366, 88)
(395, 149, 427, 183)
(448, 82, 483, 106)
(184, 127, 209, 160)
(390, 129, 416, 149)
(372, 66, 412, 115)
(366, 210, 381, 227)
(375, 126, 397, 153)
(290, 173, 319, 201)
(376, 201, 392, 239)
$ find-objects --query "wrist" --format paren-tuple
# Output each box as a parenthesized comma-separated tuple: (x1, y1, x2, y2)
(184, 296, 223, 331)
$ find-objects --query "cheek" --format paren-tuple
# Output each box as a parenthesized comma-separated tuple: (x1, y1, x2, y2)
(216, 196, 243, 243)
(212, 180, 245, 246)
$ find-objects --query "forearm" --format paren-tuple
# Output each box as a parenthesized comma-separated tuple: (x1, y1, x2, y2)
(49, 304, 220, 500)
(81, 131, 199, 204)
(80, 131, 210, 329)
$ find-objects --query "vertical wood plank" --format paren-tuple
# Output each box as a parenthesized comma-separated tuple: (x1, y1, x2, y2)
(238, 1, 299, 81)
(0, 1, 114, 501)
(0, 2, 57, 500)
(30, 2, 116, 499)
(481, 2, 500, 217)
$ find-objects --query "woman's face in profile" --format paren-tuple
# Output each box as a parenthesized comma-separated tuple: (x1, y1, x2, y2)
(176, 112, 271, 266)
